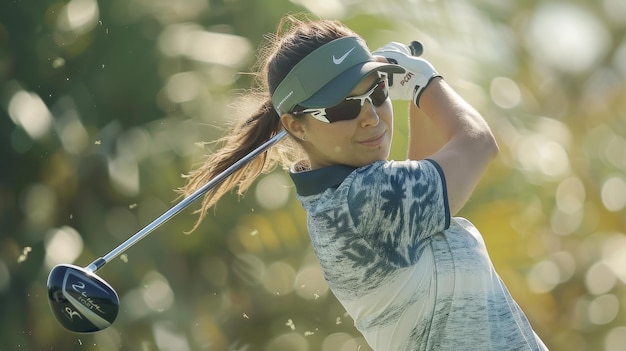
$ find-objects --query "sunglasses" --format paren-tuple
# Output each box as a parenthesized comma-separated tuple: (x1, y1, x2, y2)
(292, 73, 389, 123)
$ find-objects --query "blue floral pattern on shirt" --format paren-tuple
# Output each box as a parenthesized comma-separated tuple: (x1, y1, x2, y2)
(294, 159, 548, 351)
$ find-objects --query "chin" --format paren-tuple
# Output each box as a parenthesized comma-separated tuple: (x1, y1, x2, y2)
(359, 150, 391, 166)
(376, 146, 392, 161)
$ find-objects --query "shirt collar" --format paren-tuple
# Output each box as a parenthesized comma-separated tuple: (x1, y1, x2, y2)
(289, 165, 357, 196)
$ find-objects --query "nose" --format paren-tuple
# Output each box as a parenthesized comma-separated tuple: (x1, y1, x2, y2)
(359, 99, 380, 128)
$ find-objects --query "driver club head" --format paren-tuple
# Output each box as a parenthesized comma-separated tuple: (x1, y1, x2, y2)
(47, 264, 119, 333)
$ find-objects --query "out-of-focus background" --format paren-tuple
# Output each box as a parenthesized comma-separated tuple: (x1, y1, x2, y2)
(1, 0, 625, 350)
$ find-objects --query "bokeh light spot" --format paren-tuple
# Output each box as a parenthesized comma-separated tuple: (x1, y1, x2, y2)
(550, 207, 583, 236)
(587, 294, 619, 325)
(604, 135, 626, 170)
(601, 233, 626, 284)
(8, 90, 52, 140)
(44, 226, 84, 269)
(56, 0, 99, 34)
(515, 135, 570, 181)
(556, 176, 586, 214)
(525, 3, 610, 73)
(165, 72, 203, 103)
(265, 332, 309, 351)
(255, 173, 291, 210)
(600, 176, 626, 212)
(58, 116, 89, 155)
(153, 321, 191, 351)
(20, 183, 57, 229)
(142, 271, 175, 312)
(108, 153, 140, 196)
(549, 251, 576, 283)
(117, 126, 153, 162)
(232, 253, 265, 286)
(527, 259, 560, 293)
(605, 326, 626, 351)
(262, 261, 296, 296)
(585, 262, 616, 295)
(295, 263, 329, 300)
(158, 24, 251, 67)
(338, 336, 369, 351)
(602, 0, 626, 26)
(290, 0, 346, 18)
(490, 76, 521, 109)
(322, 332, 353, 351)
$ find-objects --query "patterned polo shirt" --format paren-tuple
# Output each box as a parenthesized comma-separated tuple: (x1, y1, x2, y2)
(290, 159, 548, 351)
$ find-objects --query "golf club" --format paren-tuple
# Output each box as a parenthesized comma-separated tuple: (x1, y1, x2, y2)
(48, 129, 287, 333)
(409, 40, 424, 56)
(47, 40, 426, 333)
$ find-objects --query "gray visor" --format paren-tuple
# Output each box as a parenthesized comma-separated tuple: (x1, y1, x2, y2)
(271, 36, 405, 115)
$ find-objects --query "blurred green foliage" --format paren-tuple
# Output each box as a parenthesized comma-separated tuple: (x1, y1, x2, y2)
(1, 0, 625, 350)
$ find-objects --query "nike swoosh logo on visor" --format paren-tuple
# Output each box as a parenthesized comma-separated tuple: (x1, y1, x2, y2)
(332, 47, 356, 65)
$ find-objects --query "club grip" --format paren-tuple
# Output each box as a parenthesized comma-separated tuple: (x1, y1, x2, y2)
(409, 40, 424, 57)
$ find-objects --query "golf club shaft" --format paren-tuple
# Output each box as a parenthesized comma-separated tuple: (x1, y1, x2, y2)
(84, 41, 425, 274)
(86, 129, 288, 273)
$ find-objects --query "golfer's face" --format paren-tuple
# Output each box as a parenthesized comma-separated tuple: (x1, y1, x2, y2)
(303, 72, 394, 169)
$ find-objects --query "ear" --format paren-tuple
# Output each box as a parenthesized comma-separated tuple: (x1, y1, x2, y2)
(280, 113, 307, 140)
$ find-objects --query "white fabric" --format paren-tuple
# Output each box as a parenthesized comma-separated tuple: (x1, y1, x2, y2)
(293, 159, 548, 350)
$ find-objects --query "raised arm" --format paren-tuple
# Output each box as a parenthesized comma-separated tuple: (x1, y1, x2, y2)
(406, 100, 446, 160)
(373, 43, 498, 215)
(416, 77, 498, 214)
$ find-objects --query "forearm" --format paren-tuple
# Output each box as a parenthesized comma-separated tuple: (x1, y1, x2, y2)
(407, 102, 446, 160)
(418, 77, 499, 214)
(418, 78, 497, 156)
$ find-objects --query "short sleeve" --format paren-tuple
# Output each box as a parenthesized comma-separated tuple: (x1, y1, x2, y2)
(347, 159, 450, 267)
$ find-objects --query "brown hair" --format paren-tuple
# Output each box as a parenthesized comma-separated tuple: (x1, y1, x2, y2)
(178, 14, 359, 230)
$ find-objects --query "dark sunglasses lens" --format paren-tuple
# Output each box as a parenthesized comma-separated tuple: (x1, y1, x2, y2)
(322, 80, 388, 123)
(325, 100, 361, 123)
(371, 81, 388, 107)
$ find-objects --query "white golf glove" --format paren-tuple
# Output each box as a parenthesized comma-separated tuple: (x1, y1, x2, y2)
(373, 42, 441, 107)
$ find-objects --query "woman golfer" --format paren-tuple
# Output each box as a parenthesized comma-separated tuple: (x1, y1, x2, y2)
(180, 15, 548, 351)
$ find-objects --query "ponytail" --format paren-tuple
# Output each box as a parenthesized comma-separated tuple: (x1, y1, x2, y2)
(179, 14, 356, 231)
(177, 99, 288, 232)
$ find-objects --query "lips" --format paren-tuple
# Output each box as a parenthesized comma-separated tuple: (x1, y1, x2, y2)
(359, 130, 387, 147)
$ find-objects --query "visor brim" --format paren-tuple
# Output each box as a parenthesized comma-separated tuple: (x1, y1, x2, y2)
(299, 62, 405, 109)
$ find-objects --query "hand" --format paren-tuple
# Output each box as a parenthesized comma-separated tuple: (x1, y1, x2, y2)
(373, 42, 441, 107)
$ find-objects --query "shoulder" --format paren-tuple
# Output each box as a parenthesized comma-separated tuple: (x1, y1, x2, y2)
(348, 159, 444, 189)
(344, 159, 441, 210)
(348, 159, 450, 230)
